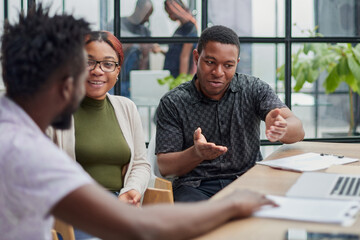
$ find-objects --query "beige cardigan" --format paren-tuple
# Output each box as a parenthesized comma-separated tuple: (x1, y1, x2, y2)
(47, 94, 150, 195)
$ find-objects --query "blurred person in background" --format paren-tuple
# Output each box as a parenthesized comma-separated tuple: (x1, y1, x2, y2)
(120, 0, 154, 97)
(152, 0, 198, 78)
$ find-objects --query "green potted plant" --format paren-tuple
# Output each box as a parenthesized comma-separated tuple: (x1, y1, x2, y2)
(277, 29, 360, 136)
(157, 73, 193, 90)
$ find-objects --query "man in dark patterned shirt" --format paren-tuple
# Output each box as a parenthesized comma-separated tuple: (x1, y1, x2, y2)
(155, 25, 305, 202)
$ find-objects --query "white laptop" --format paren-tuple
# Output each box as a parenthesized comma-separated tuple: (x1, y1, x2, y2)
(130, 70, 170, 106)
(286, 172, 360, 200)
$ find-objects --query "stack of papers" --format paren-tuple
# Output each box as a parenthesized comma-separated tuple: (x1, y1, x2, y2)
(257, 152, 359, 172)
(254, 195, 360, 226)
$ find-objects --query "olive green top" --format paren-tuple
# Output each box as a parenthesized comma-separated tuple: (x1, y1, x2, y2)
(74, 96, 131, 192)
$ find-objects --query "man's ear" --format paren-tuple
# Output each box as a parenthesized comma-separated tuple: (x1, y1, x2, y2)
(60, 76, 74, 102)
(193, 49, 199, 65)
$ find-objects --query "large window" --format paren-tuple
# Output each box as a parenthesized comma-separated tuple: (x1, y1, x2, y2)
(2, 0, 360, 148)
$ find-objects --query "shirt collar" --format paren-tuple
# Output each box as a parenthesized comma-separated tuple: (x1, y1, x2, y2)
(229, 73, 242, 92)
(191, 73, 241, 102)
(0, 95, 43, 135)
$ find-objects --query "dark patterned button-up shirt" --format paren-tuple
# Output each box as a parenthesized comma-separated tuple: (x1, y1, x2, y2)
(155, 73, 286, 188)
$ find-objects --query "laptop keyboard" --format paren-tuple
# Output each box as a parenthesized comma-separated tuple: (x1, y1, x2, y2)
(330, 176, 360, 197)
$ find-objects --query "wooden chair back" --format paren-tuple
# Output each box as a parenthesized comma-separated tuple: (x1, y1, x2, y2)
(142, 177, 174, 205)
(52, 218, 75, 240)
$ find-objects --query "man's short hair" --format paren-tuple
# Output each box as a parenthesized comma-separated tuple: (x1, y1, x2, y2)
(1, 4, 90, 99)
(197, 25, 240, 57)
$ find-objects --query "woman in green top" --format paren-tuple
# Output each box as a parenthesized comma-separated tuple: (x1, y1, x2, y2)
(48, 31, 150, 209)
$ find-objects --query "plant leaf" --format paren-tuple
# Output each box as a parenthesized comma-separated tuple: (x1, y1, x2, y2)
(293, 62, 307, 92)
(304, 43, 311, 54)
(352, 47, 360, 64)
(276, 65, 285, 80)
(323, 65, 341, 93)
(307, 67, 319, 83)
(338, 56, 349, 76)
(348, 55, 360, 81)
(343, 73, 358, 93)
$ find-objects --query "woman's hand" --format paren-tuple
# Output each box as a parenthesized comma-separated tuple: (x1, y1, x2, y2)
(118, 190, 142, 207)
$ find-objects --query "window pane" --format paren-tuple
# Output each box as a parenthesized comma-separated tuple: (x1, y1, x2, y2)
(120, 0, 201, 37)
(293, 0, 360, 37)
(208, 0, 285, 37)
(247, 43, 285, 140)
(120, 40, 196, 141)
(41, 0, 63, 15)
(64, 0, 113, 31)
(40, 0, 113, 31)
(119, 42, 155, 97)
(119, 36, 198, 97)
(2, 0, 29, 92)
(7, 0, 27, 24)
(123, 42, 171, 141)
(288, 43, 360, 138)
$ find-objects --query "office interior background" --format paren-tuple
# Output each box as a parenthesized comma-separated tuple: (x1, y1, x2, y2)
(1, 0, 360, 157)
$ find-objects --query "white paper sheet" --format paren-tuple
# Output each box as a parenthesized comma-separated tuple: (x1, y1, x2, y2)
(257, 152, 359, 172)
(254, 195, 360, 226)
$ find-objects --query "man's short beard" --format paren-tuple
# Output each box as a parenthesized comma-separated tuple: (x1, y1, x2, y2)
(51, 106, 74, 130)
(51, 95, 80, 130)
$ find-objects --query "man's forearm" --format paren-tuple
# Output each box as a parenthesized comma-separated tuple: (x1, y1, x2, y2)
(53, 184, 240, 240)
(137, 200, 237, 240)
(280, 116, 305, 143)
(157, 146, 203, 177)
(54, 184, 273, 240)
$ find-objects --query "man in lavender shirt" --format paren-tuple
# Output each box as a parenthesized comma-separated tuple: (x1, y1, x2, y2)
(0, 4, 276, 240)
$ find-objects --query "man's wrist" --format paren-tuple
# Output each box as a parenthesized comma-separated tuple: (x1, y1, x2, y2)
(190, 145, 204, 163)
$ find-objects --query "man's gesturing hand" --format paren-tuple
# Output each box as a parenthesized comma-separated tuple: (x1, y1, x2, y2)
(193, 127, 228, 160)
(265, 108, 287, 142)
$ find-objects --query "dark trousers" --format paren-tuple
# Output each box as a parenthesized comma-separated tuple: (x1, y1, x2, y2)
(173, 178, 235, 202)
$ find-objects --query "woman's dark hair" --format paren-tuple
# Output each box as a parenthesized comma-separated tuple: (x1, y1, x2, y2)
(197, 25, 240, 57)
(85, 31, 124, 67)
(1, 4, 90, 99)
(164, 0, 197, 28)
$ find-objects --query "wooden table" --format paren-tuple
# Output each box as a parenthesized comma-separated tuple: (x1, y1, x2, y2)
(195, 141, 360, 240)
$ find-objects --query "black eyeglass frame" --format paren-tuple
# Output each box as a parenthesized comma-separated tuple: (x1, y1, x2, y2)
(87, 59, 119, 72)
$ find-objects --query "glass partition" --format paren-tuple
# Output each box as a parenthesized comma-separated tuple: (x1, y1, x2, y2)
(208, 0, 285, 37)
(292, 0, 360, 37)
(2, 0, 360, 143)
(289, 42, 360, 138)
(120, 0, 201, 38)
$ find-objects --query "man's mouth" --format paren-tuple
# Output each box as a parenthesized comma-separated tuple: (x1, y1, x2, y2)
(209, 81, 223, 88)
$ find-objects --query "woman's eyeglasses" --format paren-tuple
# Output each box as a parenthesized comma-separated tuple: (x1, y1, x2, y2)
(87, 59, 119, 72)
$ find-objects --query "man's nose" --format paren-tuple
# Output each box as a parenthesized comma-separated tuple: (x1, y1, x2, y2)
(212, 64, 224, 77)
